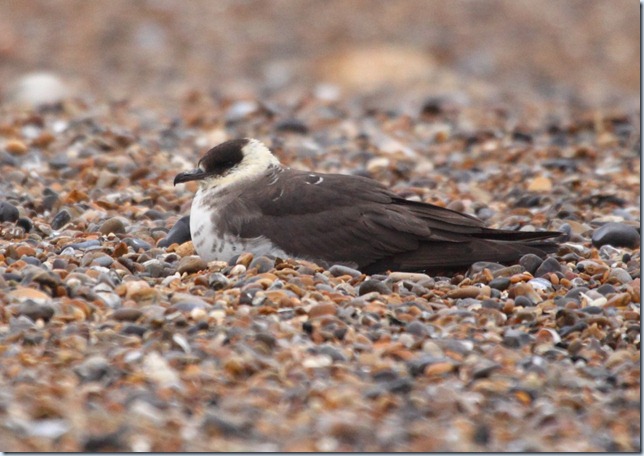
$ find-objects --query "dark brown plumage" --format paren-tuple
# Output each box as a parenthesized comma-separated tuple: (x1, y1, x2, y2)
(174, 138, 561, 274)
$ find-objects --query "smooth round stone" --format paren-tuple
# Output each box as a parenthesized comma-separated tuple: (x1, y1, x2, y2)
(120, 324, 148, 337)
(519, 253, 543, 275)
(528, 277, 554, 292)
(488, 277, 510, 291)
(358, 279, 391, 295)
(67, 239, 101, 250)
(405, 321, 429, 337)
(91, 255, 114, 268)
(158, 215, 191, 248)
(18, 299, 55, 322)
(112, 307, 143, 322)
(177, 256, 208, 274)
(0, 201, 19, 222)
(564, 286, 589, 301)
(596, 283, 617, 296)
(249, 256, 275, 274)
(142, 259, 166, 278)
(502, 329, 532, 348)
(99, 217, 126, 235)
(124, 238, 152, 251)
(514, 295, 535, 308)
(329, 264, 362, 278)
(16, 217, 33, 232)
(534, 257, 561, 277)
(318, 344, 347, 362)
(607, 267, 632, 284)
(591, 222, 640, 248)
(208, 273, 230, 290)
(51, 209, 72, 230)
(21, 256, 42, 266)
(74, 356, 111, 382)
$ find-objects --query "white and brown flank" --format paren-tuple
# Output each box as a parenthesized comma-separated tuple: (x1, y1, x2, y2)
(174, 138, 560, 274)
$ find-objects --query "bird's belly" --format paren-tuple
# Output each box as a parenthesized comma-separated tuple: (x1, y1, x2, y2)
(189, 200, 287, 263)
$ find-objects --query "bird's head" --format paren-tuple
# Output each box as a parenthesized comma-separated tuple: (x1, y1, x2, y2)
(174, 138, 280, 189)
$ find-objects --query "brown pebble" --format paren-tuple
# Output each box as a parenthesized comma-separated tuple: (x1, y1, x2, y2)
(112, 307, 143, 322)
(173, 241, 196, 257)
(308, 303, 337, 318)
(100, 217, 126, 235)
(5, 139, 28, 155)
(424, 361, 455, 376)
(177, 255, 208, 274)
(446, 286, 481, 299)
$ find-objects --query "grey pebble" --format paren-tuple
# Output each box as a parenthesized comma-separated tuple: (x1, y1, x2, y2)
(142, 259, 166, 277)
(318, 344, 347, 362)
(169, 300, 208, 312)
(358, 279, 391, 295)
(592, 222, 640, 248)
(519, 253, 543, 275)
(158, 215, 191, 248)
(208, 273, 230, 290)
(249, 255, 275, 273)
(67, 239, 102, 250)
(405, 320, 429, 337)
(0, 201, 19, 223)
(607, 267, 632, 284)
(99, 217, 126, 235)
(74, 355, 113, 382)
(124, 237, 152, 251)
(534, 257, 561, 277)
(502, 328, 533, 348)
(488, 277, 510, 291)
(120, 324, 148, 337)
(51, 209, 72, 229)
(18, 299, 55, 322)
(565, 287, 589, 301)
(514, 295, 535, 308)
(596, 283, 617, 296)
(329, 264, 362, 278)
(528, 277, 554, 292)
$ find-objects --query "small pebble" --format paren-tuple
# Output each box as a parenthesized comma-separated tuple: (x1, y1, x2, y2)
(158, 216, 191, 247)
(534, 257, 561, 277)
(51, 209, 72, 229)
(329, 264, 362, 278)
(99, 217, 127, 235)
(591, 222, 640, 248)
(519, 253, 543, 275)
(18, 299, 55, 322)
(177, 256, 208, 274)
(358, 279, 391, 295)
(0, 201, 20, 223)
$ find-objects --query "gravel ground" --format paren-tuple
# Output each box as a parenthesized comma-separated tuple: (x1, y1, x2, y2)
(0, 1, 640, 452)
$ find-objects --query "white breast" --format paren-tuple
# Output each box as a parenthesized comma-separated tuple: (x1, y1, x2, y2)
(189, 188, 287, 263)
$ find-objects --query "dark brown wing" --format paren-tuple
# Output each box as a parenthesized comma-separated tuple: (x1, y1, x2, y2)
(226, 168, 560, 272)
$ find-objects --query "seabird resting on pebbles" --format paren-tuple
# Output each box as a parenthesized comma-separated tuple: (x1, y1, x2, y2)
(174, 138, 560, 274)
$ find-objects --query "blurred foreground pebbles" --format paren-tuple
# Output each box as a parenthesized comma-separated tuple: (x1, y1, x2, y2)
(0, 90, 640, 451)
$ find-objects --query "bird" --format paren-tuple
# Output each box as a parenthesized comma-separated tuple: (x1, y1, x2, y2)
(173, 138, 561, 274)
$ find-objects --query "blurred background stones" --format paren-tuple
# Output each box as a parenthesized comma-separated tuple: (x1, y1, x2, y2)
(0, 0, 638, 107)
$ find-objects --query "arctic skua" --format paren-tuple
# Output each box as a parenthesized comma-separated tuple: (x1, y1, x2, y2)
(174, 138, 560, 274)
